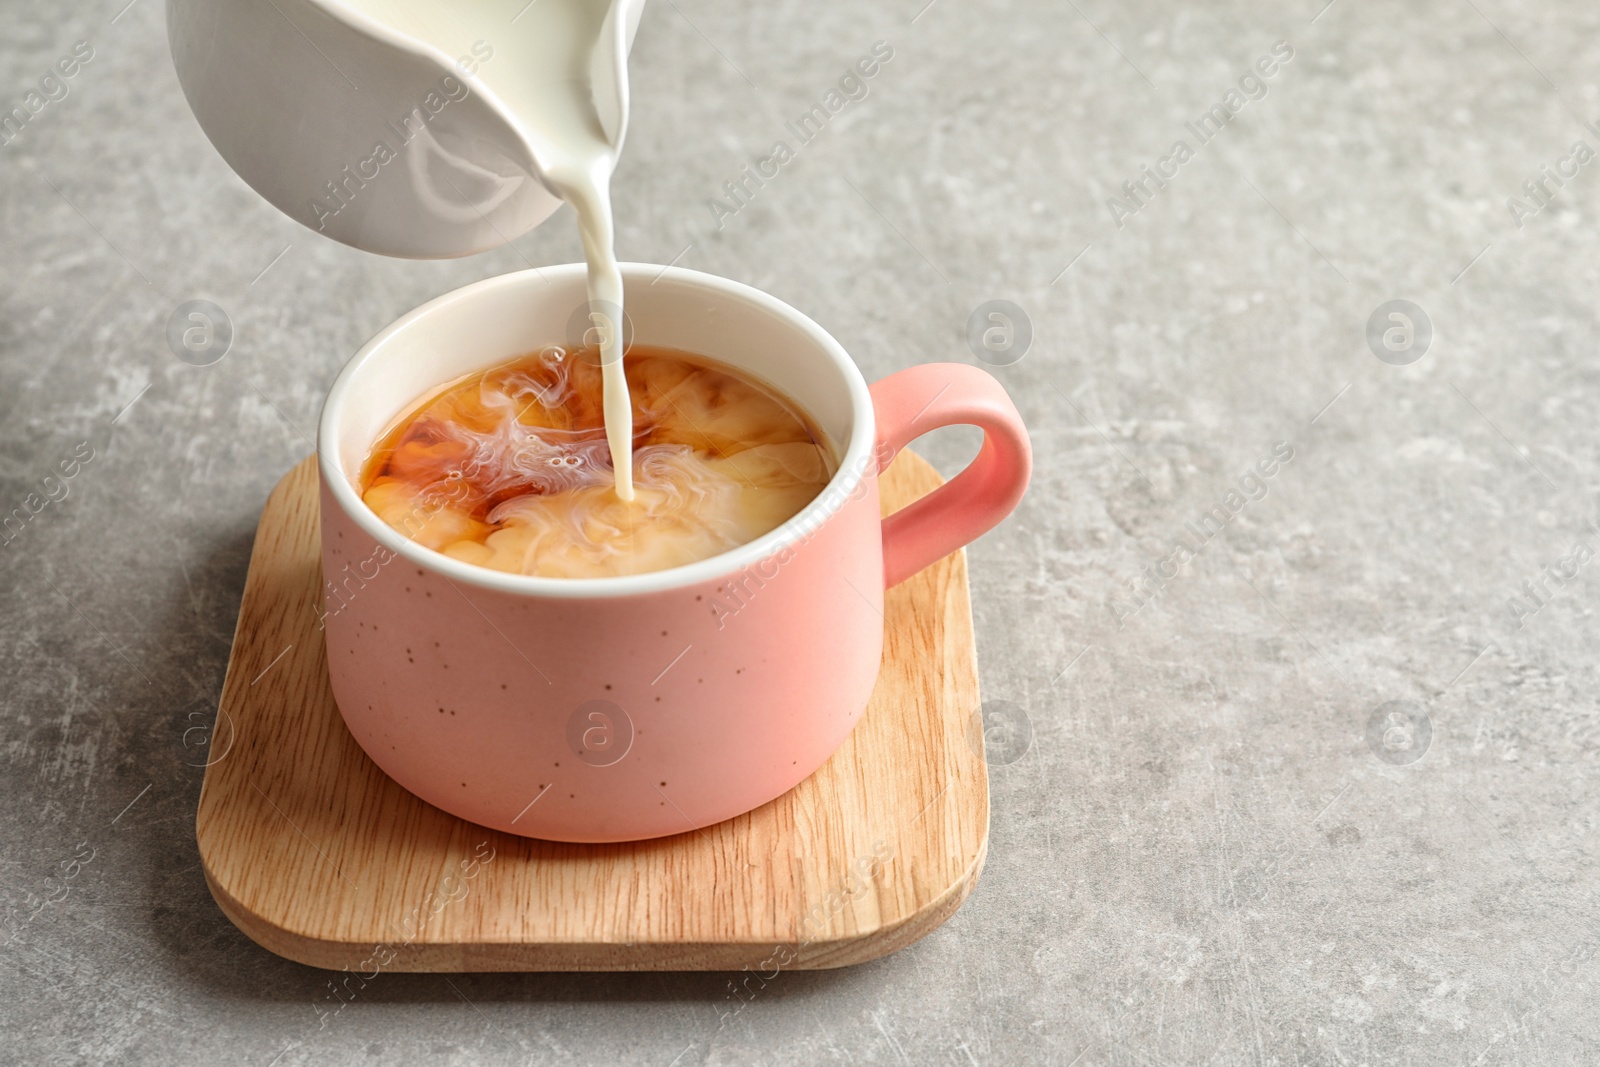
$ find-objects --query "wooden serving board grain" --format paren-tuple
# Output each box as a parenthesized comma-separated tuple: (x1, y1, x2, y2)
(197, 450, 987, 971)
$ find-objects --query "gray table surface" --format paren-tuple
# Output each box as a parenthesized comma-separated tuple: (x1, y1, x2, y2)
(4, 0, 1599, 1063)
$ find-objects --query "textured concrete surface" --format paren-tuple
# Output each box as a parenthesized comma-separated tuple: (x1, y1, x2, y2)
(3, 0, 1600, 1063)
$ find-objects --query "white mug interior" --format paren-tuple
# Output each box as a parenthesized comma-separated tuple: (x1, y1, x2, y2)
(317, 263, 878, 597)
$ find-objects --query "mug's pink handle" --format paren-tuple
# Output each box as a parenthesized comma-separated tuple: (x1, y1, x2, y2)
(869, 363, 1032, 589)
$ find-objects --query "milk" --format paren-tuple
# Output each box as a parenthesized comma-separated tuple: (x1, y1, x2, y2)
(362, 346, 837, 579)
(341, 0, 637, 499)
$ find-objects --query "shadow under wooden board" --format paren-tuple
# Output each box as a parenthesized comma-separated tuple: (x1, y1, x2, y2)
(197, 449, 988, 972)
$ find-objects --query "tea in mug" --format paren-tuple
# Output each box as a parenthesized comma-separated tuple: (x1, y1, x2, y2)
(361, 345, 836, 578)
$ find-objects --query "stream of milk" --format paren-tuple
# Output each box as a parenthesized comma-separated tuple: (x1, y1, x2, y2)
(341, 0, 637, 499)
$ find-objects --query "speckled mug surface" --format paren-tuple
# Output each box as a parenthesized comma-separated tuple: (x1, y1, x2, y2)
(317, 264, 1030, 841)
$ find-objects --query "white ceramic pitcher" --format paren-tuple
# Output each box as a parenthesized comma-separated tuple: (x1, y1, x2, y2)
(167, 0, 644, 258)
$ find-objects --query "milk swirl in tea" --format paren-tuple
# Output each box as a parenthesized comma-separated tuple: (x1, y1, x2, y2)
(362, 347, 837, 578)
(339, 1, 836, 573)
(341, 0, 641, 497)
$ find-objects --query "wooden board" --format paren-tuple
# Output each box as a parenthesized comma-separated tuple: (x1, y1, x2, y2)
(196, 450, 987, 971)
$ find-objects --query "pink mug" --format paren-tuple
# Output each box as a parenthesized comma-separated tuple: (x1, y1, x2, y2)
(317, 265, 1031, 842)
